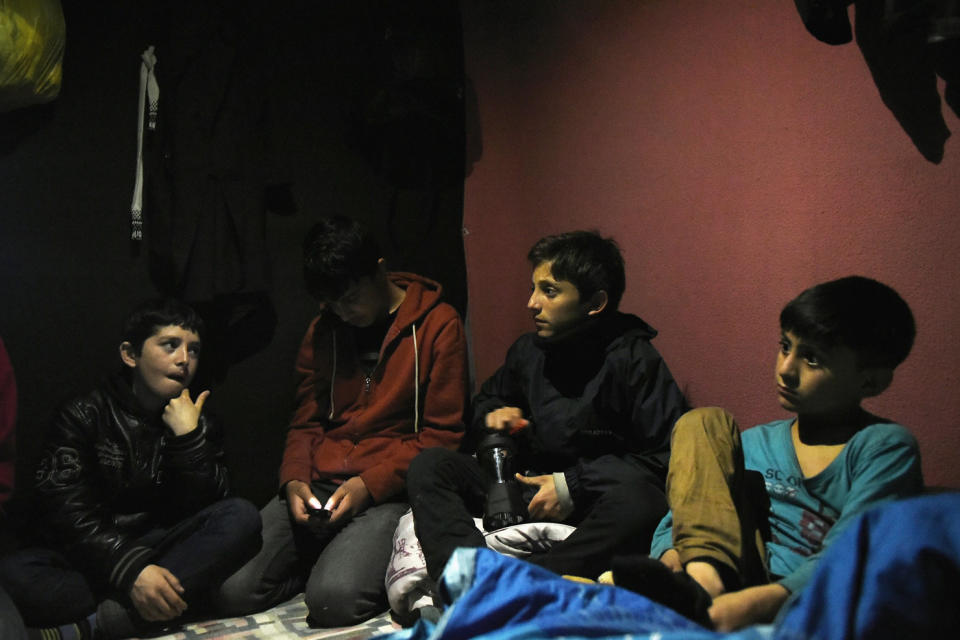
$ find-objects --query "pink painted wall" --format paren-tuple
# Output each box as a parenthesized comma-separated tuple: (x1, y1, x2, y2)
(461, 1, 960, 487)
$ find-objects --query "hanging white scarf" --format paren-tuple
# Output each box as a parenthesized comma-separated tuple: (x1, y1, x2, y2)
(130, 45, 158, 241)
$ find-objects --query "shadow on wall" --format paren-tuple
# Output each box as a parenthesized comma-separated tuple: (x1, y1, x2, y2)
(795, 0, 960, 163)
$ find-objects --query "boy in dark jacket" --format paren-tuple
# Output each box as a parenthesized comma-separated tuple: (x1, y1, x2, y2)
(0, 299, 261, 639)
(407, 230, 689, 582)
(217, 216, 469, 626)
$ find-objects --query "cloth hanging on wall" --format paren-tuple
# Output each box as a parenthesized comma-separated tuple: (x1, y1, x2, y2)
(793, 0, 854, 45)
(143, 5, 273, 300)
(139, 1, 286, 382)
(129, 45, 158, 241)
(854, 0, 959, 163)
(793, 0, 960, 163)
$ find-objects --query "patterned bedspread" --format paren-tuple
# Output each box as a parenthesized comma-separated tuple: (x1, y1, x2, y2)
(138, 594, 398, 640)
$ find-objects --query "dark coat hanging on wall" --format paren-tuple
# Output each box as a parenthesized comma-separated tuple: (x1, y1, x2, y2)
(144, 3, 274, 301)
(142, 1, 285, 381)
(794, 0, 960, 163)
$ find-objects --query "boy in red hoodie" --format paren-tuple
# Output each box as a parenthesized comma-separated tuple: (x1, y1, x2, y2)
(217, 216, 469, 626)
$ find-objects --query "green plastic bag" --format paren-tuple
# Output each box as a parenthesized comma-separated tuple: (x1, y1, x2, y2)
(0, 0, 65, 113)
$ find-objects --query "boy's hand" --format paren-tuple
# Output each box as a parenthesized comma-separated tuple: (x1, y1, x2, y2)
(324, 476, 371, 523)
(485, 407, 529, 433)
(708, 583, 789, 631)
(285, 480, 323, 525)
(162, 389, 209, 436)
(516, 473, 571, 521)
(130, 564, 187, 621)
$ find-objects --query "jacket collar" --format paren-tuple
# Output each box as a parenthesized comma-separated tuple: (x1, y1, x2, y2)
(106, 372, 161, 420)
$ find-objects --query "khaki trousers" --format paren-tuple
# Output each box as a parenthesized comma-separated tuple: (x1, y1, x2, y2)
(666, 407, 770, 587)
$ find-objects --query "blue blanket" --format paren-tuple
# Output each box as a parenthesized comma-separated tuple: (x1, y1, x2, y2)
(774, 492, 960, 639)
(379, 547, 770, 640)
(380, 493, 960, 640)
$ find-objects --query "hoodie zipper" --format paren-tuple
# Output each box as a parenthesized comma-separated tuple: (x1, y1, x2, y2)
(327, 316, 421, 432)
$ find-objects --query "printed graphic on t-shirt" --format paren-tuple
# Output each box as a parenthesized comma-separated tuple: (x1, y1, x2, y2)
(763, 464, 838, 557)
(763, 467, 802, 499)
(797, 507, 833, 549)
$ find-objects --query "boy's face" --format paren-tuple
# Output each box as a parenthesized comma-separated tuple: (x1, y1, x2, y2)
(527, 261, 595, 340)
(775, 330, 869, 416)
(122, 324, 201, 409)
(325, 275, 389, 327)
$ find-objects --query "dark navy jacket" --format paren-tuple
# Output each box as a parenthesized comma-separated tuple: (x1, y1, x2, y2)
(469, 312, 688, 504)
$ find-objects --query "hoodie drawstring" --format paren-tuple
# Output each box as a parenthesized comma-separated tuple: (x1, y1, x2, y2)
(328, 330, 337, 420)
(412, 322, 420, 433)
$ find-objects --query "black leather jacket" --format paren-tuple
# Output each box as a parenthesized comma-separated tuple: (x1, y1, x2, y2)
(31, 374, 229, 593)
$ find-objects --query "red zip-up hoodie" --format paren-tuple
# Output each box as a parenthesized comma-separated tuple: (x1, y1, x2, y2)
(279, 273, 468, 503)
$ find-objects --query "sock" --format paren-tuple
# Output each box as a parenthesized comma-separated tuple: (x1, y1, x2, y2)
(27, 612, 97, 640)
(610, 555, 713, 628)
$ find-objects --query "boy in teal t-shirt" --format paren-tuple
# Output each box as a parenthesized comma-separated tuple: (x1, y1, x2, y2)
(606, 276, 923, 631)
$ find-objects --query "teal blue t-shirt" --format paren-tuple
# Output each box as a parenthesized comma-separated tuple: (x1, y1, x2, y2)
(650, 418, 923, 593)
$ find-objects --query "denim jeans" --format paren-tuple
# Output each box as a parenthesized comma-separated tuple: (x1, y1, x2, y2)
(0, 584, 27, 640)
(216, 481, 408, 627)
(0, 497, 261, 635)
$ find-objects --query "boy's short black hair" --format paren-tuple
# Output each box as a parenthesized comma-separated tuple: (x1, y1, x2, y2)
(122, 298, 205, 355)
(527, 230, 626, 311)
(780, 276, 915, 369)
(303, 216, 381, 301)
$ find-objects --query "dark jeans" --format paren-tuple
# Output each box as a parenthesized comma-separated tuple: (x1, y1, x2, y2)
(407, 447, 668, 581)
(0, 497, 261, 636)
(0, 584, 27, 640)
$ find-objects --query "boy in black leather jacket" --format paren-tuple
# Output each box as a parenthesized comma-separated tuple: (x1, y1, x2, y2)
(0, 299, 261, 639)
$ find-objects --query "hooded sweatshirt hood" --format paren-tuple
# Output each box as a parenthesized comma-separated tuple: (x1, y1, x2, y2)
(380, 272, 445, 349)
